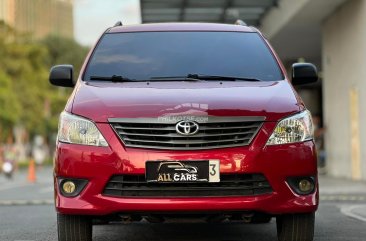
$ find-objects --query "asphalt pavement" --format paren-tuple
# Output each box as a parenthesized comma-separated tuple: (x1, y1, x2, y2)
(0, 167, 365, 241)
(0, 167, 53, 205)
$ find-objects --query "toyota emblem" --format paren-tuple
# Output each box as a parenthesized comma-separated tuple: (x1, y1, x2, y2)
(175, 121, 199, 136)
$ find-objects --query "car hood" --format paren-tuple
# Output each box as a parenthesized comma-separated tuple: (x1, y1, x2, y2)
(71, 80, 303, 122)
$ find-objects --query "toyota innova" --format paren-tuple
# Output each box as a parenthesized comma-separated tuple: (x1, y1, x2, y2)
(50, 22, 319, 241)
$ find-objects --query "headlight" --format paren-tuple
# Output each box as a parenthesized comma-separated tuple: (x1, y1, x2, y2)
(266, 110, 313, 145)
(58, 112, 108, 147)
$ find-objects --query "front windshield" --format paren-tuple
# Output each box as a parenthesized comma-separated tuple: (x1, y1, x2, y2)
(83, 31, 283, 81)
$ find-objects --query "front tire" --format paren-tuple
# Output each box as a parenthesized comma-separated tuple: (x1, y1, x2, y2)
(276, 212, 315, 241)
(57, 213, 92, 241)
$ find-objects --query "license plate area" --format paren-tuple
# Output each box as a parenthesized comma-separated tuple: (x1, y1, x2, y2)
(146, 160, 220, 183)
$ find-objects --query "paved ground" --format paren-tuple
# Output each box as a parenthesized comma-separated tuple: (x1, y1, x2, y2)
(0, 167, 366, 241)
(0, 167, 53, 204)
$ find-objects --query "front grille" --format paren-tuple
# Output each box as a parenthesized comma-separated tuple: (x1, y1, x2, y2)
(103, 174, 272, 197)
(109, 116, 264, 150)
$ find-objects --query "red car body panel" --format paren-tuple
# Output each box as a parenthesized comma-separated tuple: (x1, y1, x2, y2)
(71, 81, 301, 123)
(55, 137, 317, 215)
(55, 23, 318, 217)
(55, 121, 318, 215)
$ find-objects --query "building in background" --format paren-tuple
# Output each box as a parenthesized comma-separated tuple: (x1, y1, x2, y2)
(140, 0, 366, 181)
(0, 0, 73, 39)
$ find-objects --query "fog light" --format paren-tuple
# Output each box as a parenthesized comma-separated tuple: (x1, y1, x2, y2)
(58, 178, 88, 197)
(287, 176, 315, 195)
(299, 179, 313, 192)
(62, 181, 76, 194)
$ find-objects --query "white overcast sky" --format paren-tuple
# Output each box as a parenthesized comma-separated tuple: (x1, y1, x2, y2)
(74, 0, 141, 46)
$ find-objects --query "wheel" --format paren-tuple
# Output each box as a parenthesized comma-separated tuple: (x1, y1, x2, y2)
(251, 214, 272, 224)
(276, 212, 315, 241)
(57, 213, 92, 241)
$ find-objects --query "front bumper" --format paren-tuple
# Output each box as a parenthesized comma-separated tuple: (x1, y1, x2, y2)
(54, 122, 318, 216)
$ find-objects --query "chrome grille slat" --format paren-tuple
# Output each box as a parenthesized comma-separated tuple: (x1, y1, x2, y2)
(110, 116, 264, 150)
(114, 126, 176, 131)
(200, 124, 260, 130)
(123, 137, 251, 145)
(118, 130, 254, 138)
(115, 124, 259, 131)
(116, 143, 253, 150)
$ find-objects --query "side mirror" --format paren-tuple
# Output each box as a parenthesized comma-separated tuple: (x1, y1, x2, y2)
(291, 63, 318, 86)
(49, 65, 74, 87)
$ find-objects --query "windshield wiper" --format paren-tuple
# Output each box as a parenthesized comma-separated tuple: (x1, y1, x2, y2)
(150, 74, 262, 82)
(90, 75, 136, 82)
(186, 74, 262, 81)
(90, 74, 262, 82)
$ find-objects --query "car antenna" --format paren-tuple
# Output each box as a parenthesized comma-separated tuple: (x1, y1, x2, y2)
(235, 19, 247, 26)
(113, 21, 123, 27)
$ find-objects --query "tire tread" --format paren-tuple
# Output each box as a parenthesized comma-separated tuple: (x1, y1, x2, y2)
(57, 213, 92, 241)
(276, 212, 315, 241)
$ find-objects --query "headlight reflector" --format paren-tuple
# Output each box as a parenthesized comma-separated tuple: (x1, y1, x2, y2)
(266, 110, 313, 145)
(58, 111, 108, 147)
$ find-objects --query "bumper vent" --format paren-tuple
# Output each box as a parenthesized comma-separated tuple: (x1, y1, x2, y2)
(109, 116, 264, 150)
(103, 174, 272, 197)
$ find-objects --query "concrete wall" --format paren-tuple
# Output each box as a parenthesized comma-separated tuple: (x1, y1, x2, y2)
(322, 0, 366, 180)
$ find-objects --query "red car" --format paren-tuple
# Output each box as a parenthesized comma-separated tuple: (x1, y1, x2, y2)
(50, 22, 319, 241)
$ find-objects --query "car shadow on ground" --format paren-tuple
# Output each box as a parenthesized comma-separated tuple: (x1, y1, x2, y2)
(93, 221, 277, 241)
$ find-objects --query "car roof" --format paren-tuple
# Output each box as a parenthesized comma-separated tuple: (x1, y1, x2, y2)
(108, 22, 256, 33)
